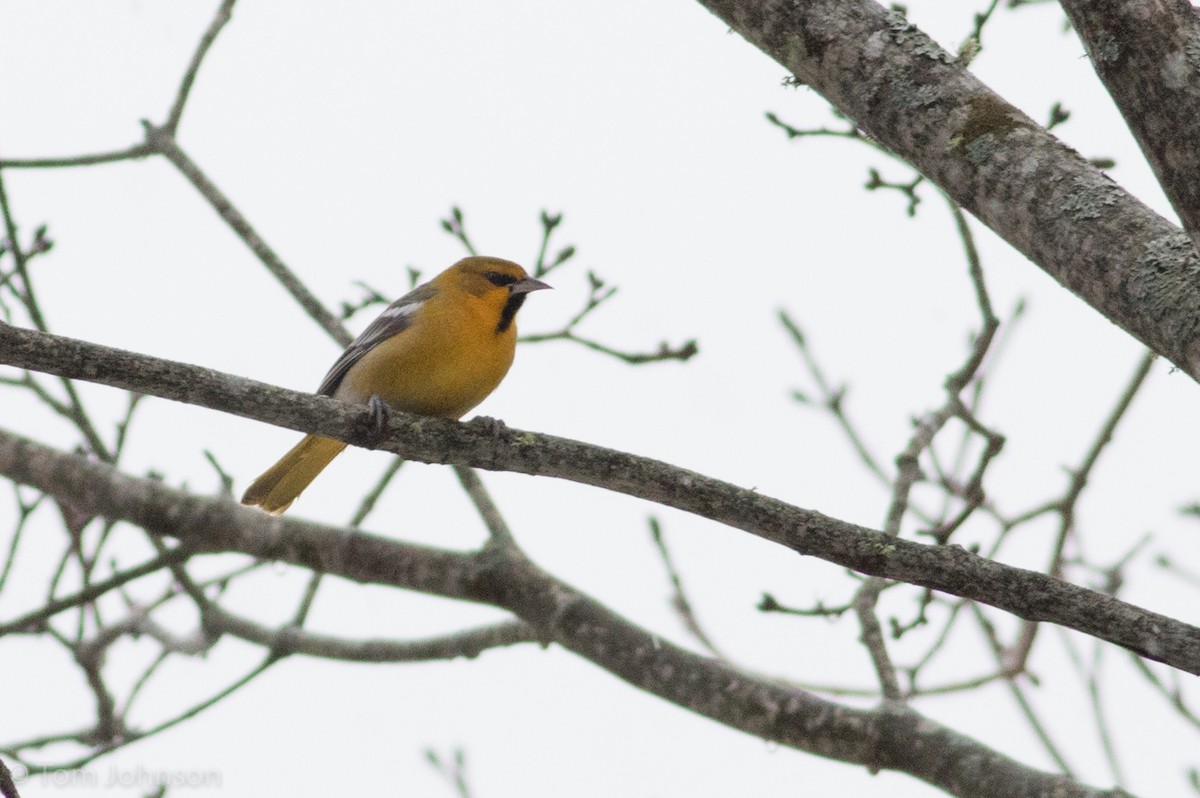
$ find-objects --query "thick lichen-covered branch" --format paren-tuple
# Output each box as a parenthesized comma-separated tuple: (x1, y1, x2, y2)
(694, 0, 1200, 380)
(1060, 1, 1200, 252)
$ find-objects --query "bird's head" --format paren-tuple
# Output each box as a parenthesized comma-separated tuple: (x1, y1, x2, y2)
(444, 256, 552, 333)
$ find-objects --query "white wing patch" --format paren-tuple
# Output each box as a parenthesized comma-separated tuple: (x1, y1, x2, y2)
(315, 282, 437, 397)
(380, 302, 419, 321)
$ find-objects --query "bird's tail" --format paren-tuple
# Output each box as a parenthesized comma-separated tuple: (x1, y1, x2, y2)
(241, 435, 347, 515)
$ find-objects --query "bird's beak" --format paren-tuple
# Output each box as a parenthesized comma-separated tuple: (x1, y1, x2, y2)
(511, 276, 553, 295)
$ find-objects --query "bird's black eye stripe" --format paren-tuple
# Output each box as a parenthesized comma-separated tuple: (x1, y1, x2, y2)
(484, 271, 519, 287)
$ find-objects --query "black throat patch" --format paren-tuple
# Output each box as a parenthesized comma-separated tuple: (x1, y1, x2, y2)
(496, 292, 528, 334)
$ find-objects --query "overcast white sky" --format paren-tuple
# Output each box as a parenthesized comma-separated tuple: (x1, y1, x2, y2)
(3, 2, 1200, 797)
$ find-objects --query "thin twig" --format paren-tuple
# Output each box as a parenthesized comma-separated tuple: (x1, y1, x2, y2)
(143, 125, 351, 347)
(440, 207, 477, 256)
(0, 0, 236, 171)
(779, 310, 889, 484)
(0, 172, 111, 460)
(0, 144, 154, 171)
(649, 517, 725, 659)
(1007, 350, 1155, 670)
(0, 547, 191, 637)
(454, 465, 515, 547)
(519, 330, 698, 364)
(164, 0, 237, 134)
(974, 605, 1075, 777)
(425, 747, 473, 798)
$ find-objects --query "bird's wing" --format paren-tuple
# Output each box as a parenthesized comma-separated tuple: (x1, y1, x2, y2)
(316, 282, 438, 397)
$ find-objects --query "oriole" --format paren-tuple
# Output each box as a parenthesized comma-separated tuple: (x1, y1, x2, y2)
(241, 256, 551, 514)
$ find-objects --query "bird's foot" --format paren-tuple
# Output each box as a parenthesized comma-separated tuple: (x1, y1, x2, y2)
(365, 395, 393, 449)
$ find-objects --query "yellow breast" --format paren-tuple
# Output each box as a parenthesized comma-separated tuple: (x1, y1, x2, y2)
(334, 289, 517, 419)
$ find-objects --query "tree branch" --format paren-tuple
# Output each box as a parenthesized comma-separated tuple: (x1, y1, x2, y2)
(0, 323, 1197, 678)
(1060, 0, 1200, 251)
(693, 0, 1200, 380)
(204, 610, 537, 663)
(141, 124, 351, 346)
(0, 424, 1132, 798)
(0, 757, 19, 798)
(163, 0, 237, 135)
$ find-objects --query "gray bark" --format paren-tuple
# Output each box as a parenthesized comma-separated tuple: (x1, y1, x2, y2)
(0, 422, 1132, 798)
(1, 322, 1196, 679)
(1061, 0, 1200, 252)
(695, 0, 1200, 380)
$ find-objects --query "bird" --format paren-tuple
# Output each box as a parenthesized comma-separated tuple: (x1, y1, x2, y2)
(241, 256, 551, 515)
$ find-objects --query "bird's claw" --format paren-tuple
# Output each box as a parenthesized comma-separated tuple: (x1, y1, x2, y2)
(365, 395, 393, 449)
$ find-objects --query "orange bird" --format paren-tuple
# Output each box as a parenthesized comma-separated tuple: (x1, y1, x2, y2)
(242, 256, 550, 514)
